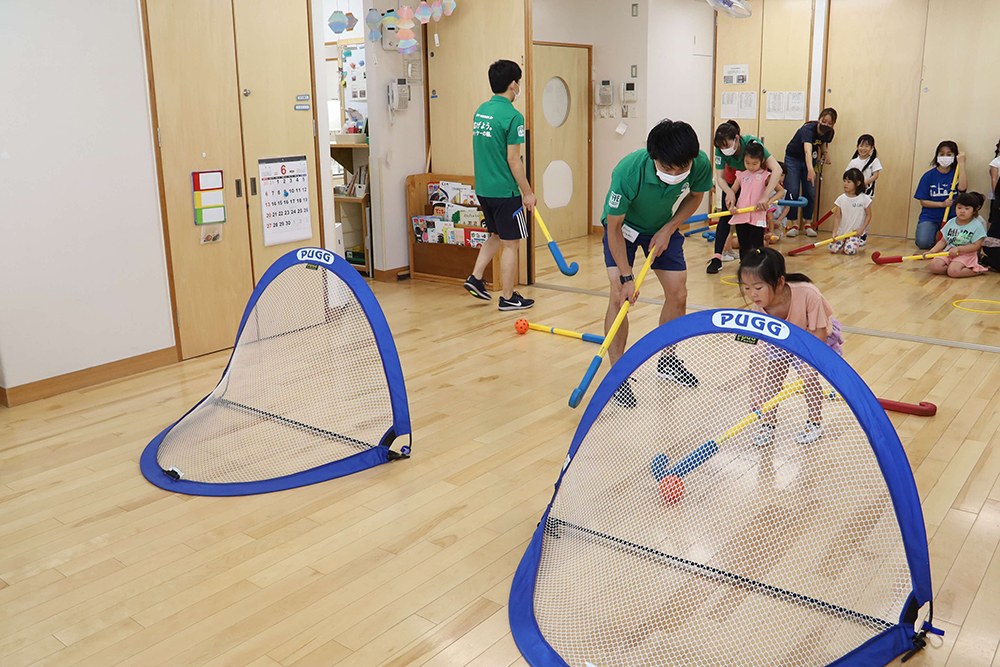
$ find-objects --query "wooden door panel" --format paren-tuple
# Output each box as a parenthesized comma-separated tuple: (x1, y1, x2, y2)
(233, 0, 322, 283)
(145, 0, 254, 359)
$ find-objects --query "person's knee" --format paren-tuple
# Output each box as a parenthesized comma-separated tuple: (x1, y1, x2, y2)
(500, 238, 520, 250)
(929, 260, 947, 274)
(947, 262, 965, 277)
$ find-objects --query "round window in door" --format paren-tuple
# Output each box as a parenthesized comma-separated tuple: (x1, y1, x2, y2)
(542, 76, 570, 128)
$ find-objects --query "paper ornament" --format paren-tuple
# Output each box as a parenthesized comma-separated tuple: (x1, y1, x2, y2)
(415, 1, 432, 23)
(344, 12, 358, 31)
(431, 1, 443, 21)
(365, 8, 382, 41)
(396, 5, 419, 54)
(444, 0, 456, 16)
(327, 10, 348, 34)
(381, 9, 399, 28)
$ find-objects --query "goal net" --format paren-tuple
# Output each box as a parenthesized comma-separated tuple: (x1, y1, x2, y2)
(510, 309, 933, 667)
(140, 248, 410, 496)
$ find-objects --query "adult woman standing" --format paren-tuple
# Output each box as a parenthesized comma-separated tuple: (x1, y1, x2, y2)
(707, 120, 783, 274)
(783, 108, 837, 237)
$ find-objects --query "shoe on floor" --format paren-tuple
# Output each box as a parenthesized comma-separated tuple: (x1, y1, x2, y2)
(612, 378, 637, 409)
(786, 226, 799, 238)
(752, 422, 777, 448)
(805, 226, 818, 237)
(796, 420, 823, 444)
(859, 234, 868, 246)
(721, 251, 737, 262)
(463, 275, 491, 300)
(657, 355, 699, 388)
(706, 257, 723, 274)
(498, 291, 534, 311)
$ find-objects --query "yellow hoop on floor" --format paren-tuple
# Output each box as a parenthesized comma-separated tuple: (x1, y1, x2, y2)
(953, 299, 1000, 314)
(720, 276, 740, 287)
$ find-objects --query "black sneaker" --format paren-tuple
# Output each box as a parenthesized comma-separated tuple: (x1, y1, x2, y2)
(463, 275, 490, 300)
(657, 354, 699, 387)
(498, 292, 534, 311)
(706, 257, 723, 274)
(612, 379, 637, 409)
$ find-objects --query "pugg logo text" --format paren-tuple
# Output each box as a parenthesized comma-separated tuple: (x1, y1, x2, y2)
(297, 248, 334, 264)
(712, 310, 790, 340)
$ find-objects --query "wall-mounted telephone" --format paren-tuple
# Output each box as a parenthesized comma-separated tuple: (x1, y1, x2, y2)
(621, 81, 637, 103)
(597, 79, 613, 106)
(388, 78, 409, 110)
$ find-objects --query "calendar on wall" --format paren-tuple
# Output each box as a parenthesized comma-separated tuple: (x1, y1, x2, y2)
(258, 155, 313, 247)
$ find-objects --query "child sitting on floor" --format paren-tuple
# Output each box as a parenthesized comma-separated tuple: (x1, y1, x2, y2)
(927, 192, 988, 278)
(829, 168, 872, 255)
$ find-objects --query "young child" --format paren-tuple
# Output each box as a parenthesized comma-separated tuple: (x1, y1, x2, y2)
(913, 141, 967, 250)
(727, 142, 779, 259)
(846, 135, 882, 245)
(727, 161, 787, 252)
(829, 168, 872, 255)
(927, 192, 988, 278)
(737, 248, 843, 446)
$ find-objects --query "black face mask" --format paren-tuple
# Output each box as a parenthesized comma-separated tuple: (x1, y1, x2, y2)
(818, 124, 832, 137)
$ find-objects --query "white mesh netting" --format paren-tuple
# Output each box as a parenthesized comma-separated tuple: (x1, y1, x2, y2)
(155, 264, 395, 484)
(534, 333, 912, 667)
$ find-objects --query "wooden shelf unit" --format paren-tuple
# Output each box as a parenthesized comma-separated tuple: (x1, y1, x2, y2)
(405, 173, 499, 288)
(335, 192, 370, 276)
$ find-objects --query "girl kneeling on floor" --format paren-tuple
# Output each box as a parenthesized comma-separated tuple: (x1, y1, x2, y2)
(738, 247, 843, 447)
(927, 192, 989, 278)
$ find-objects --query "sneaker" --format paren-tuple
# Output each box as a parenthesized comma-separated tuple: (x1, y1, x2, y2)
(721, 251, 738, 262)
(498, 291, 534, 311)
(796, 420, 823, 444)
(463, 275, 490, 300)
(612, 379, 637, 409)
(706, 257, 723, 274)
(787, 226, 799, 238)
(657, 355, 699, 388)
(859, 234, 868, 247)
(805, 226, 818, 237)
(752, 422, 777, 448)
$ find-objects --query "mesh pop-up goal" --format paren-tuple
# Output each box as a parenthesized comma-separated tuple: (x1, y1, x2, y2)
(140, 247, 410, 496)
(511, 309, 935, 666)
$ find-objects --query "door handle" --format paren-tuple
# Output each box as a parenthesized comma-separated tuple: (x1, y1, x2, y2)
(235, 179, 243, 198)
(250, 177, 257, 196)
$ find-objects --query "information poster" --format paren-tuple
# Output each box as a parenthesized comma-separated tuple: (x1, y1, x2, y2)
(738, 91, 757, 120)
(720, 91, 738, 119)
(258, 156, 312, 247)
(723, 64, 749, 85)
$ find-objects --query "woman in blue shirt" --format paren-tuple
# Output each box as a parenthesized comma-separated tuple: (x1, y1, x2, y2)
(913, 141, 967, 249)
(783, 108, 837, 238)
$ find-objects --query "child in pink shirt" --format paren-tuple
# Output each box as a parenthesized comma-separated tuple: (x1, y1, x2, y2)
(728, 141, 780, 260)
(737, 247, 844, 447)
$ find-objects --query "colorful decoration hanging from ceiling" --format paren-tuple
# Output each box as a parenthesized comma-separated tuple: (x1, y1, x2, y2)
(396, 5, 419, 54)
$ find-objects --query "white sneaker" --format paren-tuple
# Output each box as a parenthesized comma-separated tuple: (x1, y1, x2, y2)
(787, 227, 799, 238)
(752, 422, 777, 448)
(721, 251, 737, 262)
(796, 421, 823, 444)
(805, 227, 818, 237)
(859, 235, 868, 246)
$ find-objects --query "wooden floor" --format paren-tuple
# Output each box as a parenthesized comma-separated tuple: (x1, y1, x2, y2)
(2, 231, 1000, 666)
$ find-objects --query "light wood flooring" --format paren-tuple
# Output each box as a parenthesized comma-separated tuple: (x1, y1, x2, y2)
(2, 231, 1000, 666)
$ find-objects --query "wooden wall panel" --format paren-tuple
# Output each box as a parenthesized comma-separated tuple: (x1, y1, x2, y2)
(756, 0, 812, 153)
(713, 9, 764, 138)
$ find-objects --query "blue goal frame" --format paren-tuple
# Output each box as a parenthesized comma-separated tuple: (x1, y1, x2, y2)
(140, 247, 411, 497)
(510, 309, 934, 667)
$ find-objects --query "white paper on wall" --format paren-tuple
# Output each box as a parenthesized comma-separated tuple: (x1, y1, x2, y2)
(785, 91, 805, 120)
(722, 64, 749, 85)
(720, 91, 738, 119)
(259, 156, 313, 247)
(766, 91, 786, 120)
(738, 91, 757, 119)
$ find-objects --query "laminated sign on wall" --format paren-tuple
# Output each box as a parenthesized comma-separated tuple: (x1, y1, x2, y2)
(258, 156, 312, 247)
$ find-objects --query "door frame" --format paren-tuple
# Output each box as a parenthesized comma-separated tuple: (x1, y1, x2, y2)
(529, 40, 594, 283)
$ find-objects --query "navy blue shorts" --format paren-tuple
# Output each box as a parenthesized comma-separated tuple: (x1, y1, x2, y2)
(479, 196, 527, 241)
(602, 226, 686, 272)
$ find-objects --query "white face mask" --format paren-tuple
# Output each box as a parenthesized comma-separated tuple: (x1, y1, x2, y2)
(721, 143, 737, 156)
(513, 84, 521, 102)
(938, 155, 955, 167)
(657, 169, 690, 185)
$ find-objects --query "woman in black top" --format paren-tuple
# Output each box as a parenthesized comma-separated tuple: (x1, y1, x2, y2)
(783, 108, 837, 237)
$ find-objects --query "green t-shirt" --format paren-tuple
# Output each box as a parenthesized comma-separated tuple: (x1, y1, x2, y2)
(713, 134, 771, 171)
(472, 95, 525, 198)
(602, 149, 714, 234)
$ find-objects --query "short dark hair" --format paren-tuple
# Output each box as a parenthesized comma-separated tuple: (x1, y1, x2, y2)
(955, 191, 986, 214)
(932, 140, 959, 168)
(743, 140, 766, 164)
(737, 247, 812, 300)
(819, 107, 838, 124)
(488, 60, 521, 94)
(714, 120, 741, 150)
(647, 119, 700, 169)
(843, 168, 865, 195)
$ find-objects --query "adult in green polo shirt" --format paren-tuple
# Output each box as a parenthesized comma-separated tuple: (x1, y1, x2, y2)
(464, 59, 536, 312)
(602, 119, 713, 408)
(706, 120, 783, 273)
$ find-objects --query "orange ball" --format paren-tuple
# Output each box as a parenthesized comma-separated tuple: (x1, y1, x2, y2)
(659, 475, 685, 504)
(515, 319, 529, 334)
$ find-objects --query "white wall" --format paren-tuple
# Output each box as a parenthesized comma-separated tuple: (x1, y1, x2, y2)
(0, 0, 175, 388)
(533, 0, 715, 225)
(312, 0, 343, 256)
(363, 1, 428, 272)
